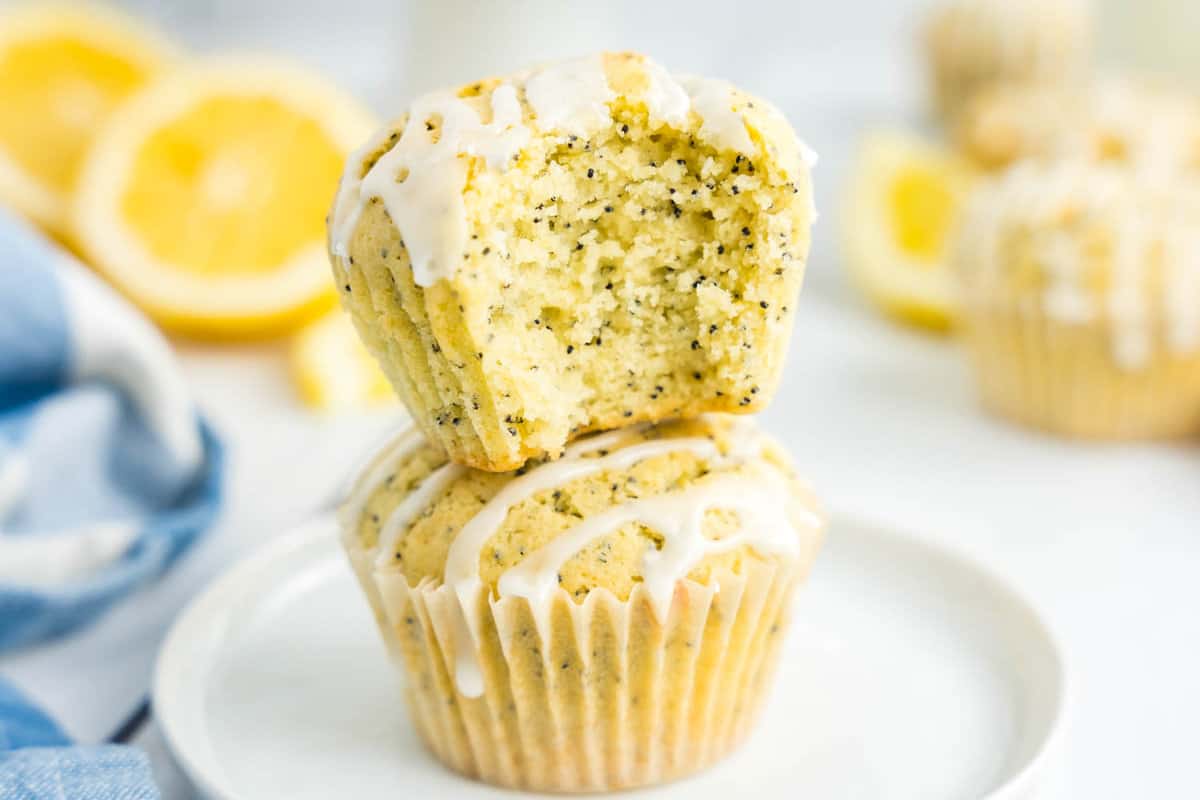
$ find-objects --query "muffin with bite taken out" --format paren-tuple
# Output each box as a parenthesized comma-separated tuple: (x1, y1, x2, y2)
(328, 52, 816, 472)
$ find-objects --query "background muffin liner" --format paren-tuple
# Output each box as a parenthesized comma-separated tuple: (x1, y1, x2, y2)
(963, 308, 1200, 439)
(345, 540, 812, 793)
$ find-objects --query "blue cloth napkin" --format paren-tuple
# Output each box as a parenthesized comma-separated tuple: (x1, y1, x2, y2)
(0, 214, 223, 798)
(1, 682, 158, 800)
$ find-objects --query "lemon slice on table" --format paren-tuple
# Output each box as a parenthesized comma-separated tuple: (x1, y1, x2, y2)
(0, 3, 174, 237)
(842, 130, 975, 331)
(73, 59, 376, 339)
(290, 313, 399, 412)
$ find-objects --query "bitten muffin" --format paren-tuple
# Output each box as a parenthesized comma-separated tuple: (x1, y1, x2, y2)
(957, 78, 1200, 173)
(924, 0, 1092, 125)
(953, 160, 1200, 438)
(328, 52, 816, 471)
(339, 414, 825, 792)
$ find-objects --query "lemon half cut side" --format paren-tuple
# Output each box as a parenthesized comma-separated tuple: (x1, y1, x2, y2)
(73, 58, 377, 339)
(0, 3, 175, 236)
(290, 312, 399, 412)
(842, 130, 975, 331)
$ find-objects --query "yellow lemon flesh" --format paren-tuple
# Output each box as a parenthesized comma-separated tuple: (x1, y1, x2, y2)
(0, 4, 172, 235)
(121, 96, 344, 277)
(888, 166, 957, 262)
(73, 60, 376, 339)
(290, 312, 399, 412)
(843, 131, 974, 331)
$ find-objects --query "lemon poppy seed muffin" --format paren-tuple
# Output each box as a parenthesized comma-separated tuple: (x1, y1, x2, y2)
(329, 52, 816, 472)
(339, 414, 825, 792)
(924, 0, 1092, 125)
(957, 78, 1200, 173)
(953, 160, 1200, 438)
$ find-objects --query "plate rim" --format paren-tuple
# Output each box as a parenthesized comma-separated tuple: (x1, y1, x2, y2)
(154, 514, 341, 800)
(825, 511, 1072, 800)
(154, 512, 1070, 800)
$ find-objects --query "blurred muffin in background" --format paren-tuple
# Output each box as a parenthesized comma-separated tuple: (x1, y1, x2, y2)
(0, 3, 174, 239)
(924, 0, 1092, 126)
(957, 77, 1200, 174)
(952, 160, 1200, 439)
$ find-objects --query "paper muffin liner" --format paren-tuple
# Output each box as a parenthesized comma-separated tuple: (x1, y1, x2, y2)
(347, 546, 809, 793)
(963, 308, 1200, 439)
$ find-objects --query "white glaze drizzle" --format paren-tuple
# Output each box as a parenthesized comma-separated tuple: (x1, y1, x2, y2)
(680, 76, 755, 155)
(639, 58, 690, 126)
(374, 461, 466, 568)
(430, 421, 816, 698)
(337, 424, 421, 533)
(448, 434, 729, 696)
(497, 474, 815, 632)
(330, 127, 391, 259)
(351, 418, 817, 699)
(442, 436, 724, 602)
(524, 55, 615, 135)
(336, 86, 531, 286)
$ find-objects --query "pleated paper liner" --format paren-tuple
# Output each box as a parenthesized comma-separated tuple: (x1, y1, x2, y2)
(963, 308, 1200, 439)
(348, 550, 812, 793)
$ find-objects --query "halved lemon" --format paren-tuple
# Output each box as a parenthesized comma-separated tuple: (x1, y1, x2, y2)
(73, 58, 376, 339)
(0, 3, 175, 237)
(842, 130, 975, 331)
(290, 312, 399, 412)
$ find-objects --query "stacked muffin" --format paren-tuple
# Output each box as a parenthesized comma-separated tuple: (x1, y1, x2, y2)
(328, 53, 824, 791)
(922, 0, 1200, 439)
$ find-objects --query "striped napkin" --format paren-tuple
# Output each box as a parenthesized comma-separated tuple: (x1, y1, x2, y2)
(0, 213, 222, 799)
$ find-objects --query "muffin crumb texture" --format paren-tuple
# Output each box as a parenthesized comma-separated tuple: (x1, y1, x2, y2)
(329, 52, 816, 471)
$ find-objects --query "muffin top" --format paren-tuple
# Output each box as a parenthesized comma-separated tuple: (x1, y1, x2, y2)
(958, 78, 1200, 173)
(342, 414, 823, 614)
(953, 159, 1200, 367)
(329, 51, 815, 289)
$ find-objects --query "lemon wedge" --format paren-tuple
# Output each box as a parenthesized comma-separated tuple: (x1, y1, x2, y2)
(73, 58, 376, 339)
(842, 131, 974, 331)
(290, 312, 399, 412)
(0, 3, 174, 237)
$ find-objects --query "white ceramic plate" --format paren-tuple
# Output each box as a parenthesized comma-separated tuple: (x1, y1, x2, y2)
(155, 515, 1068, 800)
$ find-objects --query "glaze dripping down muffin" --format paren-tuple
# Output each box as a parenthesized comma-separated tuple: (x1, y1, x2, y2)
(339, 414, 825, 792)
(328, 52, 816, 471)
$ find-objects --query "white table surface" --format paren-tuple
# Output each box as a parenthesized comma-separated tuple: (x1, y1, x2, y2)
(6, 2, 1200, 794)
